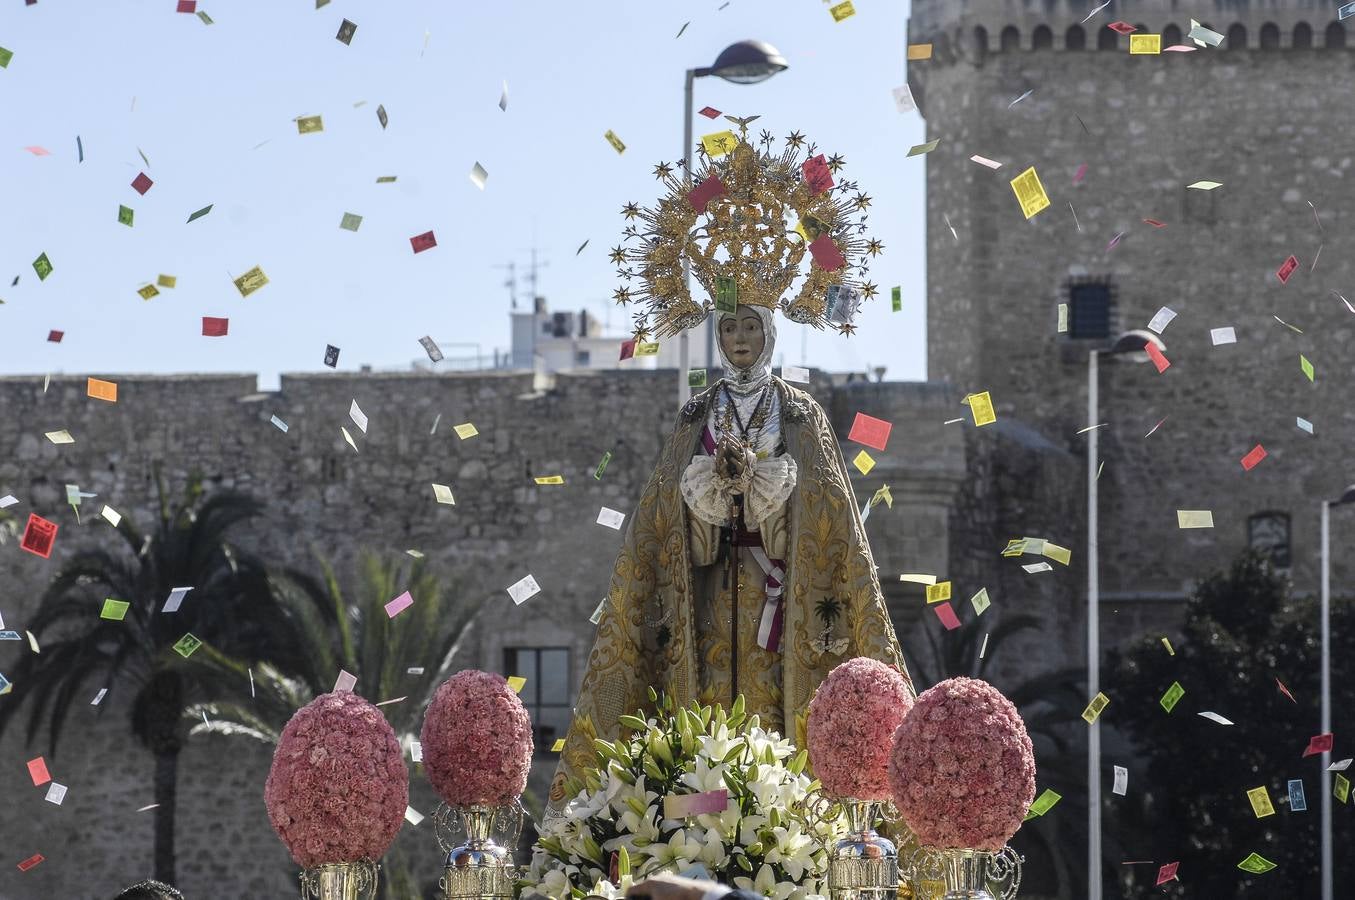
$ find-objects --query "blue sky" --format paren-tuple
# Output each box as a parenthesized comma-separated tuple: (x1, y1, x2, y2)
(0, 0, 926, 388)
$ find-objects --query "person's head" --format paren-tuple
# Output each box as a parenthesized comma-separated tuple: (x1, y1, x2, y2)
(717, 307, 767, 371)
(113, 881, 184, 900)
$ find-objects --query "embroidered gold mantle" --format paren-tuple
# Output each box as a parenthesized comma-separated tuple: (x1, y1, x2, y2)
(549, 378, 911, 807)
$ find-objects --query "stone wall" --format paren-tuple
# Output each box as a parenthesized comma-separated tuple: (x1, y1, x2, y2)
(0, 368, 996, 898)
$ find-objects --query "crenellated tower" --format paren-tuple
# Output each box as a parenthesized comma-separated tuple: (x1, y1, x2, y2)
(905, 0, 1355, 600)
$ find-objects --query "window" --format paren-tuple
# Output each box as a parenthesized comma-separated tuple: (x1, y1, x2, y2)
(575, 349, 591, 366)
(1000, 26, 1020, 51)
(1260, 23, 1280, 50)
(1326, 22, 1347, 49)
(1226, 23, 1247, 49)
(505, 647, 571, 753)
(1293, 22, 1313, 49)
(1065, 25, 1086, 50)
(1066, 280, 1114, 340)
(1162, 25, 1181, 47)
(1249, 513, 1291, 569)
(1032, 25, 1052, 50)
(1098, 27, 1119, 50)
(973, 26, 989, 56)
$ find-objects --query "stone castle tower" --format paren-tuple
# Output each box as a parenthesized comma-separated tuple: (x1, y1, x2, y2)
(906, 0, 1355, 607)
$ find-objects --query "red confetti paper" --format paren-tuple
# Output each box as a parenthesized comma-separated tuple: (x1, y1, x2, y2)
(1276, 254, 1299, 284)
(17, 854, 44, 873)
(176, 0, 196, 11)
(46, 330, 63, 343)
(1144, 341, 1170, 373)
(808, 234, 846, 272)
(1240, 444, 1267, 471)
(848, 412, 892, 451)
(131, 172, 153, 195)
(1155, 862, 1179, 886)
(932, 603, 961, 631)
(20, 513, 58, 559)
(698, 106, 721, 119)
(410, 230, 437, 253)
(688, 174, 726, 214)
(1108, 21, 1137, 35)
(1276, 678, 1296, 703)
(1303, 733, 1334, 757)
(1073, 163, 1088, 184)
(26, 757, 50, 786)
(1143, 218, 1167, 228)
(201, 316, 229, 337)
(802, 154, 834, 195)
(618, 339, 636, 361)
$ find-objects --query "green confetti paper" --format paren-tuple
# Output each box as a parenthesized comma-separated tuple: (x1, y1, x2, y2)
(0, 47, 13, 69)
(1023, 788, 1062, 821)
(100, 598, 130, 621)
(593, 449, 613, 481)
(32, 253, 52, 281)
(1160, 680, 1185, 713)
(118, 205, 134, 227)
(1300, 354, 1314, 383)
(688, 369, 707, 389)
(1237, 853, 1276, 874)
(173, 633, 203, 658)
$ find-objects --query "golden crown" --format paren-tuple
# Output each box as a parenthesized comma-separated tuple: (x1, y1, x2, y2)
(611, 118, 882, 339)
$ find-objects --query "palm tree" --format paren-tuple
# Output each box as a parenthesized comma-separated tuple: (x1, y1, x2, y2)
(187, 550, 482, 899)
(0, 474, 294, 885)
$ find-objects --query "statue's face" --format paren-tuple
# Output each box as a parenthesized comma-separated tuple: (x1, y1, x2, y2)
(719, 308, 765, 369)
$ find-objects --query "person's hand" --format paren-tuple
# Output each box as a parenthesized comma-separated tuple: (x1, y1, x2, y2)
(626, 873, 723, 900)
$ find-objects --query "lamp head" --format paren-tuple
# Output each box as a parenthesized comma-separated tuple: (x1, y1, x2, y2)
(710, 40, 789, 84)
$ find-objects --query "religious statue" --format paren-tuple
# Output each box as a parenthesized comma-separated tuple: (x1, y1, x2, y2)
(549, 120, 911, 811)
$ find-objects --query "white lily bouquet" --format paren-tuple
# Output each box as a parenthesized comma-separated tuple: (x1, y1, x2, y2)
(525, 691, 846, 900)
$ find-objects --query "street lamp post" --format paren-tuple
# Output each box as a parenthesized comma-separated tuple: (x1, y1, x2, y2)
(1086, 329, 1165, 900)
(1319, 484, 1354, 900)
(678, 40, 788, 406)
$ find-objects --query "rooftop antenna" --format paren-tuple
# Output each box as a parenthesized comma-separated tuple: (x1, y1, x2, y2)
(523, 246, 550, 307)
(492, 261, 518, 310)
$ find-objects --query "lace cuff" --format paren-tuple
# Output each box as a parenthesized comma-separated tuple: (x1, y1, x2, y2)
(680, 456, 733, 527)
(746, 455, 797, 527)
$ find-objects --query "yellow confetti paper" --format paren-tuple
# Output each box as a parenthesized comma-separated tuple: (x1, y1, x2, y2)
(635, 342, 660, 356)
(604, 129, 625, 154)
(156, 274, 177, 288)
(1161, 637, 1175, 655)
(1043, 543, 1072, 566)
(852, 450, 875, 475)
(907, 43, 933, 60)
(1129, 34, 1161, 54)
(701, 130, 737, 158)
(870, 484, 893, 509)
(1081, 692, 1110, 725)
(534, 475, 564, 485)
(453, 423, 478, 440)
(828, 0, 855, 23)
(1010, 167, 1051, 219)
(551, 738, 567, 753)
(1337, 774, 1351, 803)
(1177, 510, 1214, 529)
(968, 391, 997, 427)
(233, 265, 269, 297)
(296, 115, 324, 134)
(506, 676, 526, 694)
(1247, 786, 1276, 818)
(137, 284, 159, 301)
(925, 581, 952, 604)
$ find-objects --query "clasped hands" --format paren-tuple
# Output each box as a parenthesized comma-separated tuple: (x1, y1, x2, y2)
(714, 436, 757, 496)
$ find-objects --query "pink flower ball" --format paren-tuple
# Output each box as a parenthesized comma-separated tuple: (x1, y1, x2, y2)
(421, 670, 533, 807)
(807, 657, 914, 801)
(264, 692, 409, 868)
(887, 677, 1035, 850)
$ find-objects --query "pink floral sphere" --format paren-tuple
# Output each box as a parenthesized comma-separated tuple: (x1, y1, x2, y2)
(264, 691, 409, 868)
(887, 677, 1036, 850)
(421, 669, 533, 807)
(806, 657, 915, 801)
